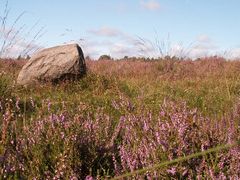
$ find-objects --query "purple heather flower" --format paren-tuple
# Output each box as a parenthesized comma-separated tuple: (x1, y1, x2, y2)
(209, 168, 216, 179)
(70, 176, 78, 180)
(85, 175, 94, 180)
(167, 167, 177, 175)
(60, 113, 65, 123)
(15, 97, 20, 110)
(112, 100, 119, 110)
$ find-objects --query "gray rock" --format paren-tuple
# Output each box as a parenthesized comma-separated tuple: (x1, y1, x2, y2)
(17, 43, 86, 85)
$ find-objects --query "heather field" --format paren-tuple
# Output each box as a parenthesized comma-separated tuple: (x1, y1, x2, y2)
(0, 57, 240, 179)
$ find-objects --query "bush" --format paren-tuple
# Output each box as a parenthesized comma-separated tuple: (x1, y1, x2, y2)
(98, 55, 112, 61)
(0, 97, 239, 179)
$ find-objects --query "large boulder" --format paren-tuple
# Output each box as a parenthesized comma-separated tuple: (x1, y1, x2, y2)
(17, 43, 86, 85)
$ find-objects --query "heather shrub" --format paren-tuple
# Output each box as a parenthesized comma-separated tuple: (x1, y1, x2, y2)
(114, 99, 240, 179)
(0, 96, 130, 179)
(0, 58, 240, 179)
(0, 96, 239, 179)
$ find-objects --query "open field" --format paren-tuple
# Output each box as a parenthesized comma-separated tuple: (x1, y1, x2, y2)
(0, 57, 240, 179)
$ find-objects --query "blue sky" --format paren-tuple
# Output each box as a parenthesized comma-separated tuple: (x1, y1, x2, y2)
(1, 0, 240, 59)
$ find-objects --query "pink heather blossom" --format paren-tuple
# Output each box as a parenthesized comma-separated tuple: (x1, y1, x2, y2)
(85, 175, 94, 180)
(167, 167, 177, 175)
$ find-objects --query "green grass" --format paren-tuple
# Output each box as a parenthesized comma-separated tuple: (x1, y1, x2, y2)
(0, 57, 240, 179)
(1, 58, 240, 117)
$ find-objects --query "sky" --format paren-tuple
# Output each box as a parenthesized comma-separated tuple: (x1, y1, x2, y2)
(1, 0, 240, 59)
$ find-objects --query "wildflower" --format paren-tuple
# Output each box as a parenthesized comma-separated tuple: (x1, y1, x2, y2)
(167, 167, 177, 175)
(15, 97, 20, 110)
(112, 100, 119, 110)
(85, 175, 94, 180)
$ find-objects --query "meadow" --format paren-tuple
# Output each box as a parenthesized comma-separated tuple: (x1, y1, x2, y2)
(0, 57, 240, 179)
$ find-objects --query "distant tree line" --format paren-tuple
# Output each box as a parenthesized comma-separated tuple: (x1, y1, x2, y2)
(92, 54, 185, 61)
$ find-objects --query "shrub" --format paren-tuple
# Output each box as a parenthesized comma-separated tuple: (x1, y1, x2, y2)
(0, 97, 239, 179)
(98, 55, 112, 61)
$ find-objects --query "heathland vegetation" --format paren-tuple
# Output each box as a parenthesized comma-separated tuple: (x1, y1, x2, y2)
(0, 57, 240, 179)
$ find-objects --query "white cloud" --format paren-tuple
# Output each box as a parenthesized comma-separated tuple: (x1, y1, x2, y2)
(88, 27, 124, 37)
(78, 38, 138, 59)
(84, 26, 141, 58)
(140, 0, 161, 11)
(110, 43, 133, 58)
(183, 34, 219, 59)
(78, 29, 240, 60)
(170, 43, 188, 58)
(197, 34, 212, 43)
(74, 38, 111, 59)
(188, 45, 210, 59)
(224, 48, 240, 59)
(82, 30, 207, 59)
(187, 43, 219, 59)
(0, 26, 43, 58)
(4, 41, 40, 57)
